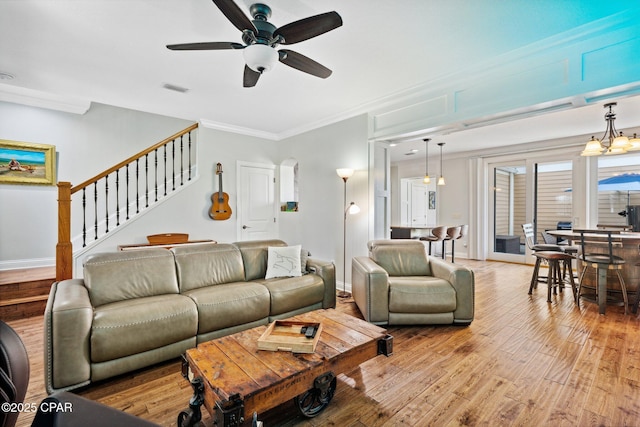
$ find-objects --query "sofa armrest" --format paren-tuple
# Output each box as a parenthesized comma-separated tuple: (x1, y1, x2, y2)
(429, 257, 475, 324)
(351, 256, 390, 325)
(44, 280, 93, 393)
(307, 258, 336, 309)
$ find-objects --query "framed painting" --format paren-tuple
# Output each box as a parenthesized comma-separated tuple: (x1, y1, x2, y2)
(0, 139, 56, 185)
(429, 191, 436, 209)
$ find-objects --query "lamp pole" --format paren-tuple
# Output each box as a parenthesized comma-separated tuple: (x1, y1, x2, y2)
(340, 175, 350, 298)
(336, 168, 354, 298)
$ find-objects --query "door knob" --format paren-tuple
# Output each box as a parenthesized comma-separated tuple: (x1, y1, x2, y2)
(242, 225, 251, 229)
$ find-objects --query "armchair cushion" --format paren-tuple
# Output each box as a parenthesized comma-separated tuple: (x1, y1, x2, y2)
(388, 276, 456, 313)
(370, 241, 431, 276)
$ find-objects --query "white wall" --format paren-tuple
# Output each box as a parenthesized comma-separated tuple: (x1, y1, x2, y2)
(277, 115, 370, 290)
(0, 101, 193, 268)
(68, 125, 282, 273)
(391, 155, 471, 259)
(0, 100, 371, 288)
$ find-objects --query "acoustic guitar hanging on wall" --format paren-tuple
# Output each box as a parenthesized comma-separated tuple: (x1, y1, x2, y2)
(210, 163, 232, 220)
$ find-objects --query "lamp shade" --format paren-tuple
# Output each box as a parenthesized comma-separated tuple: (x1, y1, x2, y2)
(243, 44, 278, 73)
(611, 134, 630, 150)
(336, 168, 354, 179)
(628, 134, 640, 151)
(581, 136, 604, 156)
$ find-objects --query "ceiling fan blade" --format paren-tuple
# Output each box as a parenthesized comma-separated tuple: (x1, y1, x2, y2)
(166, 42, 244, 50)
(212, 0, 257, 34)
(274, 11, 342, 45)
(279, 49, 332, 79)
(243, 65, 261, 87)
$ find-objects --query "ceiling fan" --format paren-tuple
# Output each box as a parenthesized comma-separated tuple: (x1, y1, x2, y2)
(166, 0, 343, 87)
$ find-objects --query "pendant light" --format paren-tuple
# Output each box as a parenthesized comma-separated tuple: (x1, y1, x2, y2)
(423, 138, 431, 184)
(581, 102, 631, 156)
(437, 142, 446, 186)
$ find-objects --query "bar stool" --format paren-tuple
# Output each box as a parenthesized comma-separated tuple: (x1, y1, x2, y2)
(451, 225, 468, 263)
(529, 251, 578, 303)
(575, 229, 628, 315)
(542, 229, 579, 280)
(522, 223, 563, 284)
(419, 225, 447, 256)
(442, 226, 462, 261)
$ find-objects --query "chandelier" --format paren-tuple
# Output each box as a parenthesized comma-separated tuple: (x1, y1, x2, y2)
(581, 102, 640, 156)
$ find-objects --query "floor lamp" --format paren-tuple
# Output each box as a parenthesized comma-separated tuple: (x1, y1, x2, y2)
(336, 168, 360, 298)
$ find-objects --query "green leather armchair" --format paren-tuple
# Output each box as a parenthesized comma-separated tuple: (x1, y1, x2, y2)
(352, 240, 474, 326)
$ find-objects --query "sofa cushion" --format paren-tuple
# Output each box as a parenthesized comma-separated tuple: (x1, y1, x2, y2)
(388, 276, 456, 313)
(172, 243, 246, 292)
(265, 245, 302, 279)
(91, 294, 197, 362)
(233, 240, 287, 281)
(84, 249, 179, 307)
(258, 274, 325, 316)
(183, 282, 270, 334)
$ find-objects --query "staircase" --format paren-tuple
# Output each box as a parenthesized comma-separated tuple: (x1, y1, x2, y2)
(55, 123, 199, 281)
(1, 124, 199, 320)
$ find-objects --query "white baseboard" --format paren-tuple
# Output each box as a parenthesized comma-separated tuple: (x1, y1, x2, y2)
(0, 257, 55, 271)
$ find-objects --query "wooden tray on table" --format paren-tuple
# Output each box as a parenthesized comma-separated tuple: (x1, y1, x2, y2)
(257, 320, 322, 353)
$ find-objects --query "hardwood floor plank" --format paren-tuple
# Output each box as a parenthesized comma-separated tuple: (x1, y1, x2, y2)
(7, 259, 640, 427)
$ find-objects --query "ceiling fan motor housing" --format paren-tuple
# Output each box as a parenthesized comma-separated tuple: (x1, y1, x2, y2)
(249, 3, 271, 21)
(242, 20, 278, 46)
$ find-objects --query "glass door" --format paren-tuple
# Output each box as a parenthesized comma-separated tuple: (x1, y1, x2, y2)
(534, 161, 573, 244)
(488, 157, 576, 262)
(489, 161, 527, 262)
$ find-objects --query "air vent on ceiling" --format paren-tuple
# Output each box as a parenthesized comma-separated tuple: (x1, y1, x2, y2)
(163, 83, 189, 93)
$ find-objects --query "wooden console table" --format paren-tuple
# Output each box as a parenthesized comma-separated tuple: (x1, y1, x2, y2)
(118, 240, 215, 251)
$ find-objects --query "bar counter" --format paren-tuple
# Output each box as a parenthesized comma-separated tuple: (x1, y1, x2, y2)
(547, 229, 640, 313)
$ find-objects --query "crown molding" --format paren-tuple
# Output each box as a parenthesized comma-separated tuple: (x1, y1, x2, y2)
(0, 83, 90, 114)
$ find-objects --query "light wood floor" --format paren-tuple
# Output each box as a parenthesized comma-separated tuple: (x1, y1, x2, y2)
(7, 260, 640, 427)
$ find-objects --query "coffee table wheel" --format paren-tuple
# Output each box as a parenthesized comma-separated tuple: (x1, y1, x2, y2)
(294, 371, 337, 418)
(177, 377, 204, 427)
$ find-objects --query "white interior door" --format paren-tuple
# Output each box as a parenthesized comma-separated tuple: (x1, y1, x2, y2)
(411, 182, 428, 226)
(237, 162, 277, 241)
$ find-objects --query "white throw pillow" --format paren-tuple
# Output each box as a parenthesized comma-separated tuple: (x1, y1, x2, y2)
(265, 245, 303, 279)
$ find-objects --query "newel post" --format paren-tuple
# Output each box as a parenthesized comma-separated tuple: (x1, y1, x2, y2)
(56, 181, 72, 281)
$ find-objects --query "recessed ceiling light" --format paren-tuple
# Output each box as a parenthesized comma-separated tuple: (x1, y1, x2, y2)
(163, 83, 189, 93)
(0, 72, 15, 80)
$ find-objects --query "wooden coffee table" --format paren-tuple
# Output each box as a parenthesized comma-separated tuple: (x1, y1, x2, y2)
(177, 309, 392, 427)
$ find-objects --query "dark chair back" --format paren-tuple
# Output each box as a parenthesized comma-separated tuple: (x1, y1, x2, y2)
(574, 229, 624, 265)
(0, 321, 30, 427)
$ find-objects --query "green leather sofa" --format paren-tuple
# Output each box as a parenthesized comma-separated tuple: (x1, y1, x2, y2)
(44, 239, 335, 393)
(352, 240, 474, 326)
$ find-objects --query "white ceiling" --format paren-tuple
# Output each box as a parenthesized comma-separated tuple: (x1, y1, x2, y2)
(1, 0, 640, 162)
